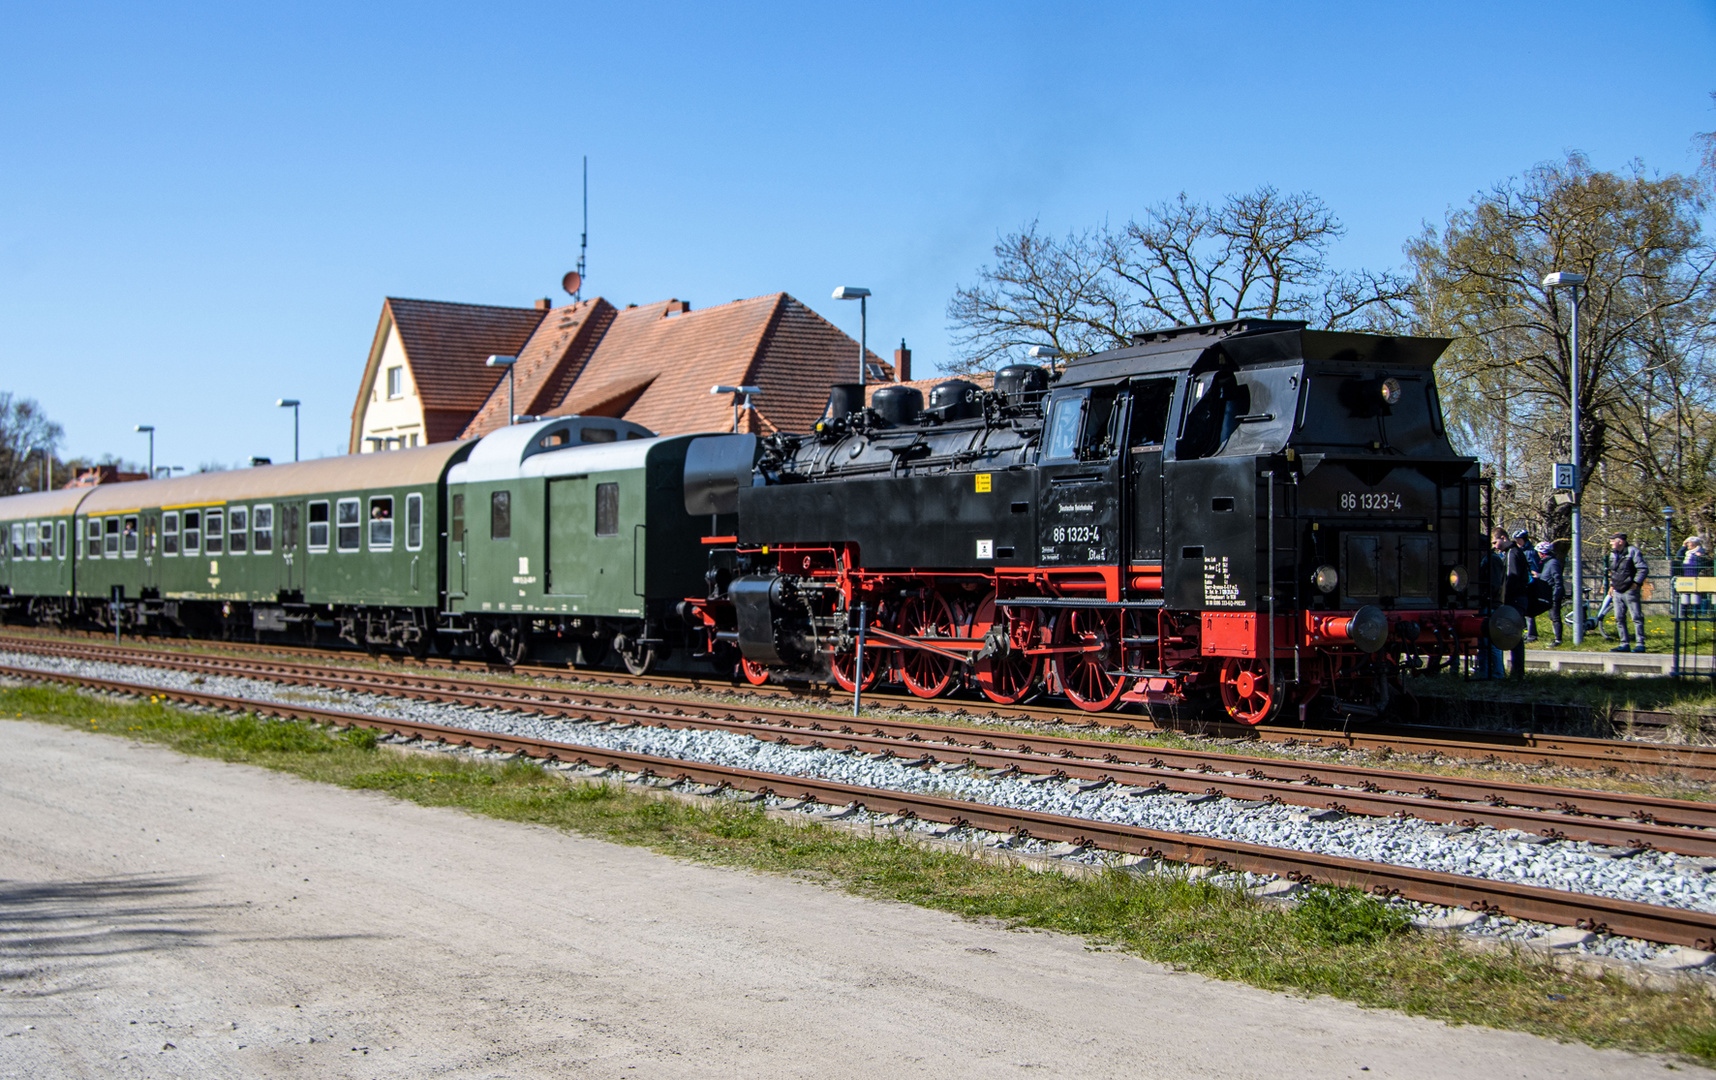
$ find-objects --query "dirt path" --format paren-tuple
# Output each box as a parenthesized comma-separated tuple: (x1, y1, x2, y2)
(0, 719, 1702, 1079)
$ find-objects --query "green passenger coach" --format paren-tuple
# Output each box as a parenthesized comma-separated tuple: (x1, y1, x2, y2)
(0, 488, 87, 624)
(446, 417, 713, 669)
(72, 442, 473, 651)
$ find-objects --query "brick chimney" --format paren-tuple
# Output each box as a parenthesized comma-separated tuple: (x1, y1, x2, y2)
(534, 298, 552, 311)
(894, 339, 911, 383)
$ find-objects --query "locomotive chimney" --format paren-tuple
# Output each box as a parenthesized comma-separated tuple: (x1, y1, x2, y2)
(894, 339, 911, 383)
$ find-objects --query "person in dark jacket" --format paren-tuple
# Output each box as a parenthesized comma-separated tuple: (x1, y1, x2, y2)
(1481, 528, 1528, 678)
(1536, 541, 1564, 645)
(1514, 528, 1541, 641)
(1605, 532, 1649, 653)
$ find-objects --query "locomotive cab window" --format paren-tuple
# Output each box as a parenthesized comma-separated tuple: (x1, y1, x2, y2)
(204, 510, 223, 556)
(162, 512, 179, 555)
(1045, 392, 1087, 461)
(229, 506, 248, 554)
(1176, 369, 1249, 460)
(307, 501, 329, 551)
(1129, 378, 1175, 448)
(252, 505, 273, 553)
(595, 483, 619, 537)
(368, 496, 393, 550)
(490, 490, 511, 540)
(405, 493, 423, 551)
(335, 499, 360, 552)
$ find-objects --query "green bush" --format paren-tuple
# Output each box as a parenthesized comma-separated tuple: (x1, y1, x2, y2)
(1290, 887, 1413, 947)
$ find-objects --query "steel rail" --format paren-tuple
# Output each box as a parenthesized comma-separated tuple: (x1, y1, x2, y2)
(11, 663, 1716, 949)
(9, 643, 1716, 854)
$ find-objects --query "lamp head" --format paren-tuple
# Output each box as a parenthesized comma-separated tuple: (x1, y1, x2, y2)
(1541, 271, 1587, 289)
(276, 398, 300, 408)
(831, 286, 871, 301)
(485, 355, 516, 367)
(134, 424, 154, 433)
(1027, 345, 1061, 360)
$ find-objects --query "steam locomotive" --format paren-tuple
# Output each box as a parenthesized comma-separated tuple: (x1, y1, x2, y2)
(682, 318, 1521, 723)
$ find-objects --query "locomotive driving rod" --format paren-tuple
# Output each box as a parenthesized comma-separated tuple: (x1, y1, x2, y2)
(857, 626, 984, 664)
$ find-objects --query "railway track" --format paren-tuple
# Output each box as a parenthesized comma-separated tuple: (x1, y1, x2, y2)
(9, 660, 1716, 951)
(4, 629, 1715, 780)
(9, 635, 1716, 857)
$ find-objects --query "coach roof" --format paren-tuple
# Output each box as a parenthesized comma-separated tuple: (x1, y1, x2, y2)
(75, 441, 475, 514)
(0, 488, 91, 520)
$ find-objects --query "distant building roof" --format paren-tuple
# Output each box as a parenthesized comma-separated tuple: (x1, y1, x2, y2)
(350, 297, 545, 449)
(461, 298, 615, 438)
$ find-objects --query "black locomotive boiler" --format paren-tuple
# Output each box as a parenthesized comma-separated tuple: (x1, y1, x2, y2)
(682, 319, 1520, 722)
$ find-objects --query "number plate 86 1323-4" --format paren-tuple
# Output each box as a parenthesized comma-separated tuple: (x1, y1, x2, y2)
(1340, 491, 1403, 511)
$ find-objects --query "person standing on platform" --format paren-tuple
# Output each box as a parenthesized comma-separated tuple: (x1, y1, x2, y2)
(1682, 536, 1712, 614)
(1536, 541, 1564, 645)
(1515, 528, 1542, 642)
(1605, 532, 1649, 653)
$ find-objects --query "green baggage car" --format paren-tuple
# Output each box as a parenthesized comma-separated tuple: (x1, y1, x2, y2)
(446, 417, 713, 670)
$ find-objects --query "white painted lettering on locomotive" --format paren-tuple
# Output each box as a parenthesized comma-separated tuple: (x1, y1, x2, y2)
(1203, 555, 1243, 608)
(1339, 491, 1403, 512)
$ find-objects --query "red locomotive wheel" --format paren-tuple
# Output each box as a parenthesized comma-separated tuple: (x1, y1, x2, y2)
(1053, 608, 1124, 712)
(739, 657, 771, 686)
(897, 592, 957, 698)
(1219, 659, 1282, 725)
(829, 628, 881, 693)
(971, 592, 1039, 705)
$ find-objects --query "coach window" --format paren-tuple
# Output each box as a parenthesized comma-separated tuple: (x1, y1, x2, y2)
(183, 511, 201, 556)
(405, 493, 423, 551)
(450, 494, 464, 543)
(581, 427, 617, 444)
(55, 521, 66, 560)
(595, 483, 618, 537)
(103, 517, 120, 557)
(491, 490, 511, 540)
(10, 522, 23, 559)
(43, 522, 56, 559)
(205, 510, 223, 555)
(253, 505, 273, 553)
(84, 519, 99, 558)
(24, 521, 37, 559)
(307, 501, 329, 551)
(229, 506, 248, 554)
(122, 516, 139, 557)
(335, 498, 360, 552)
(368, 496, 394, 550)
(162, 512, 179, 555)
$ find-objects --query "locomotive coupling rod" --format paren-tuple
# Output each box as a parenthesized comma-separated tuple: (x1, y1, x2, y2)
(860, 626, 980, 665)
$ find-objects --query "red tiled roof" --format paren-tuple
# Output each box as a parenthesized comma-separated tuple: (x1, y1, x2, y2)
(460, 298, 615, 438)
(545, 294, 889, 436)
(350, 297, 545, 450)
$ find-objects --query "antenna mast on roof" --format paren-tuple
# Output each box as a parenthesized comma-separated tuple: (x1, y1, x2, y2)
(577, 156, 588, 301)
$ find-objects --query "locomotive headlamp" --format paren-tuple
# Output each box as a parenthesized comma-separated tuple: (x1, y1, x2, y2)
(1379, 377, 1402, 405)
(1312, 565, 1339, 594)
(1448, 564, 1470, 593)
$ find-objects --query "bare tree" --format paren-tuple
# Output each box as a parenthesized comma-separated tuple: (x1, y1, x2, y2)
(0, 393, 65, 494)
(946, 187, 1411, 374)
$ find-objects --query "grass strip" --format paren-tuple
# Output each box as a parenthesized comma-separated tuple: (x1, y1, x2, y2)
(8, 682, 1716, 1062)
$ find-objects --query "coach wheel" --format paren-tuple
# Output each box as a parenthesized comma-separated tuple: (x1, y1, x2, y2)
(971, 592, 1039, 705)
(739, 657, 771, 686)
(897, 592, 957, 698)
(1053, 607, 1124, 712)
(1219, 659, 1282, 725)
(614, 632, 657, 676)
(482, 619, 526, 667)
(407, 631, 433, 662)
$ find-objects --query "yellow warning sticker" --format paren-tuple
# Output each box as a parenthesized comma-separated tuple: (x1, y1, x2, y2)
(975, 473, 992, 493)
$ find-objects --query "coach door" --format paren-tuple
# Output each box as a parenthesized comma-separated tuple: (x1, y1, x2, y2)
(279, 502, 302, 597)
(140, 511, 160, 593)
(1125, 378, 1175, 566)
(447, 491, 467, 599)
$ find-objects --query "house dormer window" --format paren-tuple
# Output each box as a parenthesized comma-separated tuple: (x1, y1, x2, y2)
(386, 365, 404, 399)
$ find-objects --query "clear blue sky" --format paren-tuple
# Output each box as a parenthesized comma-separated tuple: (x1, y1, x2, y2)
(2, 1, 1712, 468)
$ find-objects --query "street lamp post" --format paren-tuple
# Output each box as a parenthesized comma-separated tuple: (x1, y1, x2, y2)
(486, 356, 517, 426)
(1543, 271, 1587, 643)
(134, 425, 154, 478)
(33, 446, 50, 491)
(276, 399, 300, 461)
(832, 287, 871, 387)
(710, 386, 763, 433)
